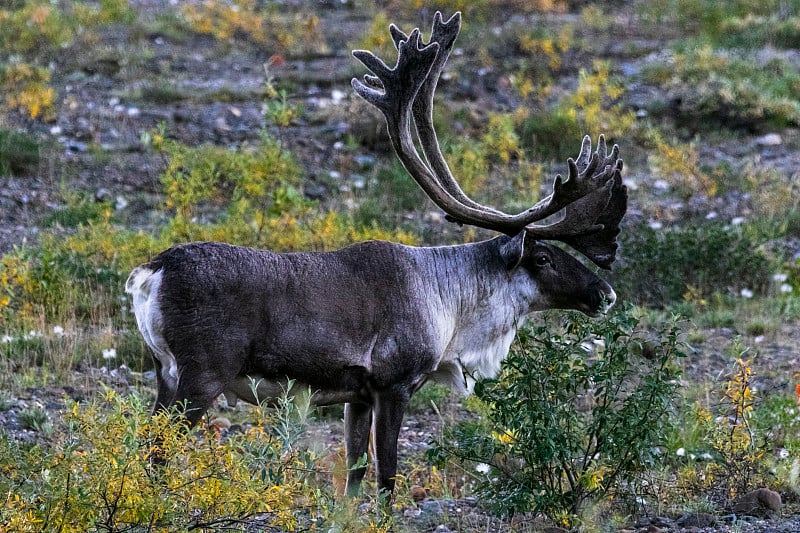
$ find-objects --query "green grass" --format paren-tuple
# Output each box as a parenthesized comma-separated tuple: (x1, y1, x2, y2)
(40, 196, 111, 228)
(136, 80, 189, 104)
(353, 160, 427, 228)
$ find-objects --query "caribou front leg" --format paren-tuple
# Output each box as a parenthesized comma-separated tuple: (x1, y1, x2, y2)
(372, 387, 410, 495)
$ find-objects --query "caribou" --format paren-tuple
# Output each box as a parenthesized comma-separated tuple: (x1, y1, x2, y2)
(125, 11, 627, 496)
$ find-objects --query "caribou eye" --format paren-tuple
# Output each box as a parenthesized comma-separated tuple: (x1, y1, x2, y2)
(535, 255, 550, 267)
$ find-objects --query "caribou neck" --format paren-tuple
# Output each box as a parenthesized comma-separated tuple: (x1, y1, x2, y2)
(424, 235, 529, 319)
(416, 235, 530, 392)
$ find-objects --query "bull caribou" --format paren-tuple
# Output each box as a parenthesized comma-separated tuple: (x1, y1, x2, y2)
(126, 11, 627, 496)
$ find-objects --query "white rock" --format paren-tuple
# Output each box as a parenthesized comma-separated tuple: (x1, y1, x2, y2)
(755, 133, 782, 146)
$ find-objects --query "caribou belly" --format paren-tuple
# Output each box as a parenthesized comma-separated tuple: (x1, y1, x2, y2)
(222, 375, 362, 407)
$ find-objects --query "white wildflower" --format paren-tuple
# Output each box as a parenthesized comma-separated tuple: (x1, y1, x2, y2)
(705, 211, 718, 220)
(772, 273, 788, 283)
(779, 448, 790, 459)
(780, 283, 793, 294)
(648, 220, 663, 230)
(731, 217, 745, 226)
(52, 325, 64, 336)
(653, 179, 669, 191)
(676, 447, 686, 457)
(1, 335, 13, 343)
(331, 89, 347, 104)
(23, 330, 41, 340)
(102, 348, 117, 360)
(740, 288, 753, 298)
(475, 463, 490, 474)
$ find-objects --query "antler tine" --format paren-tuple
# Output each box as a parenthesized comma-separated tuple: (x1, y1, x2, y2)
(575, 134, 593, 169)
(354, 27, 508, 231)
(597, 134, 607, 160)
(390, 12, 498, 214)
(352, 29, 438, 115)
(352, 16, 541, 234)
(526, 136, 627, 269)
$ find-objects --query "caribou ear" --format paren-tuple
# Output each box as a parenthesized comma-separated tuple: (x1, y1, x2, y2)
(499, 231, 526, 269)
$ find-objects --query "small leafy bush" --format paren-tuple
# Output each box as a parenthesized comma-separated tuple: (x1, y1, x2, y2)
(429, 307, 684, 526)
(0, 128, 39, 175)
(645, 130, 718, 198)
(669, 346, 780, 504)
(614, 222, 773, 307)
(517, 107, 582, 161)
(564, 60, 636, 138)
(159, 132, 304, 236)
(708, 353, 771, 497)
(40, 194, 110, 228)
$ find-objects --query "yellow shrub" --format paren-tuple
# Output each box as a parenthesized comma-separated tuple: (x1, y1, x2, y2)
(482, 113, 522, 164)
(0, 390, 313, 531)
(565, 60, 636, 137)
(2, 63, 54, 118)
(181, 1, 328, 56)
(647, 131, 717, 197)
(518, 25, 572, 71)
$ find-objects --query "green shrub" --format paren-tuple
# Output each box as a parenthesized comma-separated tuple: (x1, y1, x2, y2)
(641, 0, 800, 40)
(40, 194, 110, 228)
(643, 46, 800, 130)
(0, 129, 39, 175)
(429, 307, 684, 526)
(614, 222, 773, 307)
(517, 107, 583, 161)
(717, 16, 800, 49)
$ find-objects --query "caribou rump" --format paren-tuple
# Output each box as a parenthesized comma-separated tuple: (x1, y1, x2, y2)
(126, 11, 627, 495)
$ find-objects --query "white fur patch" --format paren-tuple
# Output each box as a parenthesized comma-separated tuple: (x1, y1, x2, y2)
(432, 269, 537, 394)
(125, 267, 178, 392)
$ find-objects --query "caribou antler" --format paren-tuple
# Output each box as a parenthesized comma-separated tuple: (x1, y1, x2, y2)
(352, 11, 627, 268)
